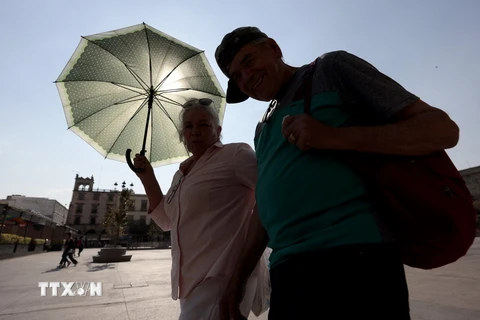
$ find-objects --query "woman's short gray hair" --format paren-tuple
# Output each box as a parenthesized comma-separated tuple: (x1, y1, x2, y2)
(178, 98, 221, 142)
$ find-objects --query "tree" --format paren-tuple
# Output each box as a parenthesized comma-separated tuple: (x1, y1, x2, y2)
(147, 222, 171, 243)
(147, 221, 164, 241)
(127, 217, 149, 240)
(102, 189, 132, 246)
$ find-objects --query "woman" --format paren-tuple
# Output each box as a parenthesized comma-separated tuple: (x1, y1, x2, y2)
(134, 98, 264, 320)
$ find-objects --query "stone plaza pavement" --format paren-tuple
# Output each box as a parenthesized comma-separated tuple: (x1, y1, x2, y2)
(0, 239, 479, 320)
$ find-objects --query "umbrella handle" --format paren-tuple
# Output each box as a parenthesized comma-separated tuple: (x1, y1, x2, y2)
(126, 149, 145, 173)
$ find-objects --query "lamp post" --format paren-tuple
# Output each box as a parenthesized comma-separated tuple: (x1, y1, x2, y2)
(107, 181, 134, 246)
(114, 181, 134, 190)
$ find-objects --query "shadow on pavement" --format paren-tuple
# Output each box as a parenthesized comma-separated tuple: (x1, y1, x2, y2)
(42, 266, 64, 273)
(86, 263, 116, 272)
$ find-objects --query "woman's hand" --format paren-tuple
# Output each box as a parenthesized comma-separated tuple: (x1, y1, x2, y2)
(133, 154, 155, 181)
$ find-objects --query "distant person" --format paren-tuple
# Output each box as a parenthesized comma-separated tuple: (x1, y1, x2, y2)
(76, 236, 84, 257)
(28, 238, 36, 251)
(58, 238, 70, 267)
(59, 233, 77, 267)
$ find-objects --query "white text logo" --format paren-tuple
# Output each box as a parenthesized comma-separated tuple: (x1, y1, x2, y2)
(38, 282, 102, 297)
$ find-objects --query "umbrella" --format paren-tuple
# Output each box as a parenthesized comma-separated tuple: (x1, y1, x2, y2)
(56, 23, 226, 172)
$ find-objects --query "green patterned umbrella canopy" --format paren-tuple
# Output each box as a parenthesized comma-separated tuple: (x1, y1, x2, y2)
(56, 23, 226, 168)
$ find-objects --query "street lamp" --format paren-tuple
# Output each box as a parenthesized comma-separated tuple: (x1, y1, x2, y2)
(114, 181, 134, 190)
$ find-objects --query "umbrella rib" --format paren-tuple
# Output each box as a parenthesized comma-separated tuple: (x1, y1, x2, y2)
(154, 51, 203, 92)
(62, 91, 129, 111)
(159, 74, 226, 97)
(155, 94, 184, 107)
(112, 82, 148, 96)
(171, 87, 225, 99)
(80, 36, 150, 92)
(159, 88, 191, 94)
(56, 79, 147, 96)
(128, 98, 152, 123)
(104, 99, 149, 156)
(151, 33, 176, 87)
(120, 68, 150, 93)
(67, 94, 147, 129)
(152, 96, 181, 133)
(153, 95, 191, 157)
(111, 96, 149, 106)
(153, 95, 192, 158)
(151, 94, 183, 162)
(143, 23, 153, 88)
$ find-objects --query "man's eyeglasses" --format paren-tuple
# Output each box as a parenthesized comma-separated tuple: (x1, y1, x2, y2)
(260, 99, 278, 124)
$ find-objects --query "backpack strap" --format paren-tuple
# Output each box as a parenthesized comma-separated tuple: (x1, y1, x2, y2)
(300, 60, 317, 115)
(261, 60, 318, 124)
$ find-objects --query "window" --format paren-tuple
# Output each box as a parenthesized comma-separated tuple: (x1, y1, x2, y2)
(108, 194, 114, 202)
(76, 204, 83, 213)
(91, 204, 98, 214)
(139, 216, 146, 225)
(74, 216, 81, 224)
(90, 217, 96, 225)
(93, 193, 100, 201)
(78, 193, 85, 200)
(141, 200, 148, 211)
(128, 202, 135, 211)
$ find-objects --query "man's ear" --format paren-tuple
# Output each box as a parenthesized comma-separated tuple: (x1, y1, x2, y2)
(266, 38, 283, 58)
(216, 125, 222, 138)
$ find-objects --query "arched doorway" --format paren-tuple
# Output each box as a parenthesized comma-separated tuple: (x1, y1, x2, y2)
(99, 230, 110, 246)
(84, 229, 97, 248)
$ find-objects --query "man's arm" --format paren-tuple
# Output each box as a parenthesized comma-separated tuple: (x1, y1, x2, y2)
(322, 99, 459, 155)
(283, 51, 459, 155)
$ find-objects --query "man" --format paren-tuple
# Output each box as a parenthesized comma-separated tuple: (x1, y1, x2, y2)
(215, 27, 459, 319)
(76, 236, 84, 257)
(59, 232, 78, 267)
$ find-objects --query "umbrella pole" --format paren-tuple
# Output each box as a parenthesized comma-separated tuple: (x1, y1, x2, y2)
(126, 88, 154, 173)
(140, 88, 154, 156)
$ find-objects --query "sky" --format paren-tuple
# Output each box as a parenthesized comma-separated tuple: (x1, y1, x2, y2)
(1, 0, 479, 208)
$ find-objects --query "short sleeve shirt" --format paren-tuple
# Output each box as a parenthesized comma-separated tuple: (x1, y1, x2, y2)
(254, 51, 419, 268)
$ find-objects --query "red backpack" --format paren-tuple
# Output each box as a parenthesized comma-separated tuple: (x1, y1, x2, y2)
(300, 61, 477, 269)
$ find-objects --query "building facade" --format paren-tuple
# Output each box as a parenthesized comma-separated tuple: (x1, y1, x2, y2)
(0, 202, 77, 248)
(2, 195, 68, 225)
(62, 166, 480, 246)
(68, 174, 153, 247)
